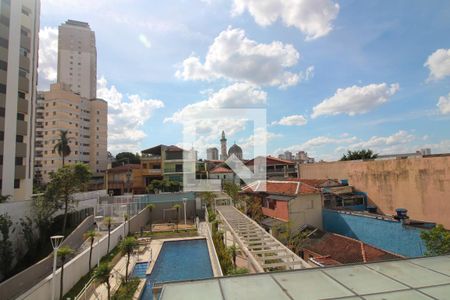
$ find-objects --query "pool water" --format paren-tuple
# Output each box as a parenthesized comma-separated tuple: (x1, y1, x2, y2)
(140, 239, 213, 299)
(132, 262, 149, 278)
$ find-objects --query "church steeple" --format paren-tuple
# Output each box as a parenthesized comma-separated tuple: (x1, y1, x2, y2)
(220, 131, 227, 160)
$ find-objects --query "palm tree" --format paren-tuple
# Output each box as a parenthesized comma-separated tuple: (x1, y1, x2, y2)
(172, 204, 181, 232)
(54, 130, 72, 167)
(57, 245, 74, 300)
(84, 230, 97, 271)
(93, 263, 112, 300)
(146, 204, 156, 232)
(200, 192, 216, 209)
(120, 237, 138, 282)
(229, 245, 238, 270)
(103, 217, 112, 254)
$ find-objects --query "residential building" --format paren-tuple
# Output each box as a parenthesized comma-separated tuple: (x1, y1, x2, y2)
(278, 151, 293, 161)
(0, 0, 40, 200)
(241, 179, 323, 233)
(208, 165, 239, 186)
(58, 19, 96, 99)
(245, 156, 297, 179)
(206, 147, 218, 160)
(299, 225, 402, 267)
(105, 163, 142, 195)
(299, 154, 450, 228)
(35, 83, 107, 183)
(295, 150, 314, 163)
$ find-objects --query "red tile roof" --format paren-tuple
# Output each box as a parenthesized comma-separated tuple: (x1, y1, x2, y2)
(309, 255, 341, 267)
(242, 180, 319, 196)
(303, 232, 402, 264)
(245, 156, 295, 166)
(209, 166, 233, 174)
(285, 178, 340, 187)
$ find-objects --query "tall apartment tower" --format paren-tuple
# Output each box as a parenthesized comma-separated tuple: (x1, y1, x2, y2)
(0, 0, 40, 200)
(220, 131, 227, 160)
(34, 83, 107, 183)
(58, 20, 96, 99)
(206, 147, 218, 160)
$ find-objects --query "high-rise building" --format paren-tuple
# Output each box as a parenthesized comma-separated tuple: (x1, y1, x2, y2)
(34, 83, 107, 183)
(284, 151, 293, 161)
(206, 147, 218, 160)
(0, 0, 40, 200)
(58, 20, 96, 99)
(220, 130, 227, 160)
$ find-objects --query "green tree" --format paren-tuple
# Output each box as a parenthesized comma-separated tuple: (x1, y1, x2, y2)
(172, 204, 181, 232)
(228, 245, 238, 270)
(19, 217, 36, 263)
(340, 149, 378, 161)
(146, 204, 156, 232)
(57, 245, 74, 300)
(120, 237, 138, 282)
(84, 230, 97, 271)
(54, 130, 72, 167)
(223, 182, 240, 205)
(113, 152, 141, 167)
(245, 196, 263, 223)
(103, 217, 113, 254)
(32, 195, 58, 250)
(93, 263, 112, 300)
(200, 191, 216, 209)
(274, 222, 310, 254)
(421, 224, 450, 256)
(45, 163, 91, 236)
(146, 179, 181, 193)
(0, 213, 13, 278)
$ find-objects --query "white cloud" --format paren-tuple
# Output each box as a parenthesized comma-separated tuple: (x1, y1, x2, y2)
(138, 33, 152, 48)
(311, 83, 400, 118)
(176, 27, 305, 88)
(38, 26, 58, 90)
(437, 93, 450, 114)
(425, 48, 450, 81)
(97, 76, 164, 153)
(273, 114, 307, 126)
(348, 130, 415, 151)
(232, 0, 340, 40)
(165, 82, 267, 154)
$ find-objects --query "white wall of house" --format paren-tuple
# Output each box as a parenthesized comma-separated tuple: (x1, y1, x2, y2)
(288, 193, 323, 231)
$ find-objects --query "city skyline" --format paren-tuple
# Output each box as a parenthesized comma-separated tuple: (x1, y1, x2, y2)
(38, 0, 450, 160)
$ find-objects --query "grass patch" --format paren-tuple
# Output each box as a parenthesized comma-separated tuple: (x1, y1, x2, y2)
(63, 245, 121, 299)
(139, 229, 197, 239)
(112, 278, 140, 300)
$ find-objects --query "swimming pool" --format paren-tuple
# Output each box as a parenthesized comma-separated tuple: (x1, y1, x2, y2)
(132, 262, 149, 278)
(140, 239, 213, 299)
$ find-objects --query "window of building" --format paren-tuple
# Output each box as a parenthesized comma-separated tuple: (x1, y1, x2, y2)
(0, 107, 5, 117)
(0, 60, 7, 71)
(16, 135, 23, 143)
(53, 111, 56, 115)
(0, 131, 4, 141)
(0, 155, 3, 165)
(14, 179, 20, 189)
(18, 91, 25, 99)
(15, 157, 23, 166)
(0, 37, 9, 49)
(17, 113, 25, 121)
(0, 84, 6, 94)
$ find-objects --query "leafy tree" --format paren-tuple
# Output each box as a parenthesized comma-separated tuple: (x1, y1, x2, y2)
(172, 204, 181, 231)
(0, 194, 11, 203)
(113, 152, 141, 167)
(245, 196, 263, 223)
(0, 213, 14, 278)
(200, 191, 216, 209)
(421, 224, 450, 256)
(32, 195, 58, 250)
(103, 217, 113, 254)
(146, 204, 156, 232)
(57, 245, 74, 300)
(146, 179, 181, 193)
(19, 217, 36, 263)
(274, 222, 310, 254)
(120, 237, 138, 282)
(223, 182, 240, 205)
(84, 230, 97, 271)
(45, 163, 91, 236)
(93, 263, 112, 300)
(54, 130, 72, 167)
(340, 149, 378, 161)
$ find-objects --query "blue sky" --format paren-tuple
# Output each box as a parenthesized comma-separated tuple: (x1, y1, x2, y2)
(39, 0, 450, 160)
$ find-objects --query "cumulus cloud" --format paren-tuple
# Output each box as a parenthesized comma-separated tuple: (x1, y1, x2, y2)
(273, 114, 307, 126)
(232, 0, 340, 40)
(97, 77, 164, 153)
(311, 83, 400, 118)
(138, 33, 152, 48)
(38, 26, 58, 90)
(437, 93, 450, 114)
(165, 82, 267, 154)
(348, 130, 415, 151)
(175, 27, 306, 88)
(425, 48, 450, 81)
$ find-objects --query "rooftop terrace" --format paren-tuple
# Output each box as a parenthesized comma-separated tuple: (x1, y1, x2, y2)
(159, 255, 450, 300)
